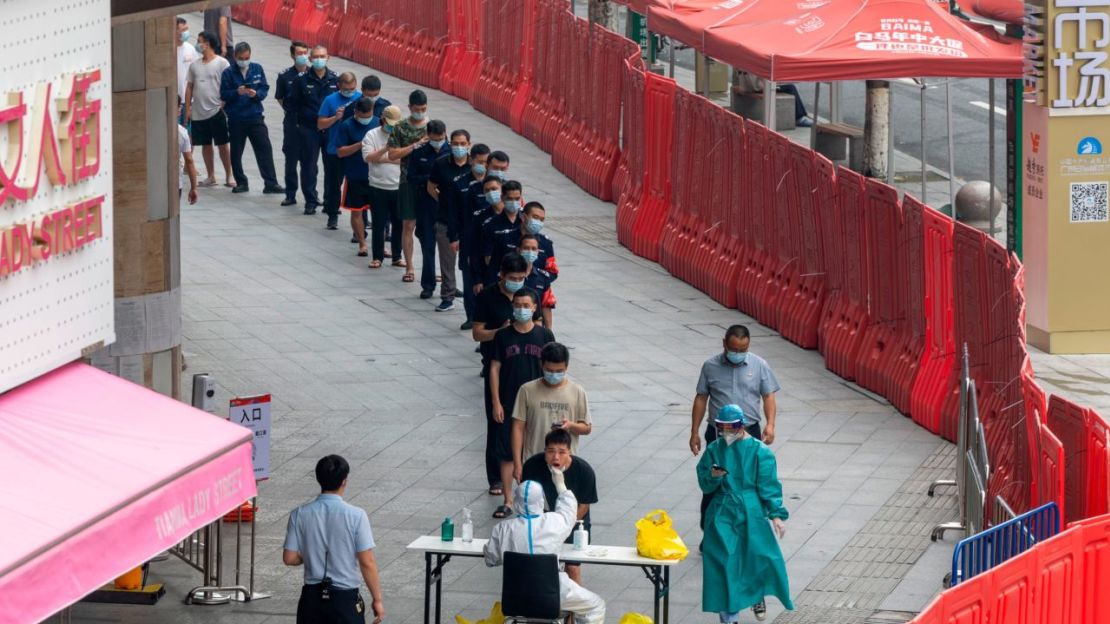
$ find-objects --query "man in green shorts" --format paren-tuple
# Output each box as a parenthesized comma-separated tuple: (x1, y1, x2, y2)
(386, 90, 430, 283)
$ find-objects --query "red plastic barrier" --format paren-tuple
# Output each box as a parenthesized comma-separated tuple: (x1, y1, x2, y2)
(818, 168, 870, 381)
(628, 72, 675, 262)
(887, 195, 927, 416)
(855, 180, 904, 400)
(776, 143, 827, 349)
(232, 0, 265, 28)
(615, 59, 646, 253)
(910, 512, 1110, 624)
(735, 122, 772, 323)
(658, 88, 694, 277)
(273, 0, 297, 38)
(1048, 395, 1110, 524)
(470, 0, 527, 126)
(334, 0, 364, 58)
(261, 0, 283, 33)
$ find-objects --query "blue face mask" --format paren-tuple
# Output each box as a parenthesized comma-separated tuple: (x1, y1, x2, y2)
(726, 351, 748, 365)
(512, 307, 533, 322)
(526, 219, 544, 235)
(411, 111, 426, 121)
(430, 139, 445, 150)
(472, 164, 487, 176)
(504, 279, 524, 293)
(180, 30, 190, 42)
(543, 371, 565, 385)
(504, 200, 521, 214)
(295, 54, 309, 67)
(366, 94, 379, 104)
(340, 89, 356, 98)
(490, 169, 507, 181)
(356, 116, 373, 126)
(311, 58, 327, 70)
(236, 59, 250, 69)
(383, 124, 394, 134)
(520, 250, 539, 264)
(452, 145, 469, 159)
(485, 190, 501, 205)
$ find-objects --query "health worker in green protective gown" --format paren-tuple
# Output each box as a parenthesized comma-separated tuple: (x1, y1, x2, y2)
(697, 404, 793, 623)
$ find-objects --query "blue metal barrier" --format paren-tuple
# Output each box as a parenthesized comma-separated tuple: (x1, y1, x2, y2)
(950, 502, 1060, 585)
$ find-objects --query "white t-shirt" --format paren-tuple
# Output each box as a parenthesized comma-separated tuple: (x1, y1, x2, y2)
(186, 55, 230, 121)
(178, 125, 191, 190)
(361, 127, 400, 190)
(176, 42, 197, 101)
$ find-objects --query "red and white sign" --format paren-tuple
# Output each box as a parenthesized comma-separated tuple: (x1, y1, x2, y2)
(0, 0, 113, 394)
(229, 395, 272, 480)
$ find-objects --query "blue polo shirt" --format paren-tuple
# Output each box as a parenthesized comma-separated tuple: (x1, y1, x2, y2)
(319, 91, 361, 155)
(335, 116, 376, 180)
(696, 352, 781, 424)
(283, 493, 375, 590)
(219, 62, 269, 121)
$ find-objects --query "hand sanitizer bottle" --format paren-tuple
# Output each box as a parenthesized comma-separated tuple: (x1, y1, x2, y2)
(461, 508, 474, 543)
(573, 520, 588, 550)
(441, 516, 454, 541)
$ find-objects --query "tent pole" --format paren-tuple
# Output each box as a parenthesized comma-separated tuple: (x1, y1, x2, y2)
(811, 82, 821, 149)
(887, 81, 895, 185)
(669, 37, 675, 78)
(920, 79, 927, 204)
(702, 56, 712, 97)
(946, 80, 957, 218)
(988, 78, 997, 239)
(831, 82, 842, 123)
(765, 79, 776, 131)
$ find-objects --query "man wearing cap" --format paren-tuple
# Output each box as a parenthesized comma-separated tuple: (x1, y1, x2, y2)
(361, 105, 407, 267)
(697, 405, 792, 622)
(689, 324, 780, 541)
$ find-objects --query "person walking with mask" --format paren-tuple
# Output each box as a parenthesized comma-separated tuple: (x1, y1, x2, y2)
(275, 40, 309, 207)
(697, 405, 792, 622)
(220, 42, 283, 195)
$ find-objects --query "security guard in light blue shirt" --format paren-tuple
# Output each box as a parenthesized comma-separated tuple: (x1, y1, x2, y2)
(284, 455, 384, 624)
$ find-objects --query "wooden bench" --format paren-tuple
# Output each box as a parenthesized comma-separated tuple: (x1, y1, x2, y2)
(815, 122, 864, 170)
(730, 87, 796, 131)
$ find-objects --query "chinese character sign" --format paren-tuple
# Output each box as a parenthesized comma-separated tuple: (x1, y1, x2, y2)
(1049, 0, 1110, 111)
(229, 395, 272, 481)
(0, 0, 113, 395)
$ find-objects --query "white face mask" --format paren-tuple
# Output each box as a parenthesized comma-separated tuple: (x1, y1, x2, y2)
(723, 432, 742, 446)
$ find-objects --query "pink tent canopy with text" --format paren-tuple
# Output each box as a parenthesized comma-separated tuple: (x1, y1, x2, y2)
(701, 0, 1022, 81)
(0, 364, 257, 624)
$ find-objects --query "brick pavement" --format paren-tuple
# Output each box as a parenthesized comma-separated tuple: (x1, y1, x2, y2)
(69, 16, 957, 624)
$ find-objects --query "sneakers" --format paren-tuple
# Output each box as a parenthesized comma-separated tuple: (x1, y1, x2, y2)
(231, 185, 249, 194)
(262, 185, 285, 195)
(326, 215, 339, 230)
(752, 600, 767, 621)
(435, 300, 455, 312)
(281, 198, 297, 206)
(303, 205, 318, 215)
(420, 289, 434, 300)
(460, 320, 473, 331)
(796, 117, 814, 128)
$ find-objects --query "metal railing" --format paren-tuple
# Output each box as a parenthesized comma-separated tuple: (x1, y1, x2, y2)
(950, 502, 1060, 585)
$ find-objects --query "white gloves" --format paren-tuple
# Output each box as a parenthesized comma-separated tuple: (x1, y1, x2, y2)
(549, 465, 567, 494)
(771, 517, 786, 539)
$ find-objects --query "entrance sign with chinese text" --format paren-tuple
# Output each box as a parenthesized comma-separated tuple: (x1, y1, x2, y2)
(0, 0, 114, 393)
(229, 395, 272, 480)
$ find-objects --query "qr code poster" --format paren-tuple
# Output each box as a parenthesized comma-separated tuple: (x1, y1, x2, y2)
(1069, 182, 1109, 223)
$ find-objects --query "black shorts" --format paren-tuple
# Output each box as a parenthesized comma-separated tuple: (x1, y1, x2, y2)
(342, 179, 373, 210)
(191, 112, 229, 146)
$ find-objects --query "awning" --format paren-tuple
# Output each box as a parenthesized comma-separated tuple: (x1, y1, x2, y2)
(646, 0, 759, 49)
(701, 0, 1022, 81)
(0, 363, 256, 623)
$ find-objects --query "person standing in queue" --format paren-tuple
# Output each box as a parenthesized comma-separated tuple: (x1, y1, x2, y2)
(482, 181, 526, 286)
(289, 45, 338, 216)
(335, 98, 378, 257)
(518, 235, 556, 328)
(407, 119, 448, 302)
(455, 143, 491, 330)
(386, 90, 431, 283)
(283, 455, 385, 624)
(472, 253, 530, 501)
(175, 18, 197, 126)
(275, 41, 308, 207)
(690, 324, 781, 548)
(471, 177, 504, 294)
(426, 129, 473, 310)
(361, 106, 404, 268)
(487, 150, 510, 181)
(360, 75, 391, 118)
(184, 31, 233, 188)
(220, 42, 283, 195)
(317, 72, 361, 230)
(488, 285, 553, 518)
(203, 6, 234, 61)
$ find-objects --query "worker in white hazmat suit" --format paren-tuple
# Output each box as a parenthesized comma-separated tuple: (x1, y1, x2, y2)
(483, 471, 606, 624)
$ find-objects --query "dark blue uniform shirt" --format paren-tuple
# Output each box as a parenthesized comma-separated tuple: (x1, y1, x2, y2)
(220, 62, 269, 121)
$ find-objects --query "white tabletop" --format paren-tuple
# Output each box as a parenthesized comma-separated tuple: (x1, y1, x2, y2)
(406, 535, 680, 567)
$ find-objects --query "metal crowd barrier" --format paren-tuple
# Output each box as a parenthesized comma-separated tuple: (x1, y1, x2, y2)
(949, 501, 1060, 585)
(930, 345, 992, 541)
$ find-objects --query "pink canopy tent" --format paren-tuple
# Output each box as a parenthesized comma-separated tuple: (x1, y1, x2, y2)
(0, 363, 256, 623)
(701, 0, 1022, 81)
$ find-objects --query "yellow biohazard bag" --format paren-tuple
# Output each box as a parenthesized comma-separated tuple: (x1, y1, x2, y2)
(455, 601, 504, 624)
(619, 613, 654, 624)
(635, 509, 689, 561)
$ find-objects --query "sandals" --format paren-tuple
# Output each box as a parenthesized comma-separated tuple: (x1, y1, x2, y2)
(392, 259, 407, 268)
(488, 485, 503, 496)
(357, 249, 368, 257)
(492, 505, 512, 519)
(368, 260, 383, 269)
(402, 273, 415, 282)
(198, 179, 217, 188)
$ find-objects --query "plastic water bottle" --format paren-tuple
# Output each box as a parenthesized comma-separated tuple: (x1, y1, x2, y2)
(573, 520, 588, 550)
(441, 516, 454, 541)
(461, 508, 474, 543)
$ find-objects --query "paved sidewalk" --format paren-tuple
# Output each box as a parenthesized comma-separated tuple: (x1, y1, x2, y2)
(71, 16, 956, 624)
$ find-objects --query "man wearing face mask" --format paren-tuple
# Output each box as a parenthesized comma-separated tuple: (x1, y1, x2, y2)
(512, 341, 591, 480)
(487, 150, 511, 181)
(220, 42, 283, 195)
(697, 405, 792, 623)
(469, 177, 503, 302)
(427, 129, 472, 309)
(361, 106, 404, 268)
(335, 98, 378, 257)
(317, 72, 361, 230)
(275, 40, 309, 207)
(289, 45, 338, 216)
(488, 286, 554, 518)
(456, 143, 492, 329)
(359, 75, 392, 118)
(407, 120, 448, 302)
(185, 31, 233, 188)
(472, 253, 530, 500)
(690, 325, 780, 544)
(481, 180, 524, 286)
(386, 90, 431, 283)
(175, 18, 197, 124)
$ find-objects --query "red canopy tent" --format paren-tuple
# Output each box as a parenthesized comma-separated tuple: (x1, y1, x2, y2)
(954, 0, 1023, 25)
(700, 0, 1021, 81)
(645, 0, 757, 48)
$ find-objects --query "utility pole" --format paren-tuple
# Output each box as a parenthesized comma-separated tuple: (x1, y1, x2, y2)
(588, 0, 617, 31)
(862, 80, 890, 179)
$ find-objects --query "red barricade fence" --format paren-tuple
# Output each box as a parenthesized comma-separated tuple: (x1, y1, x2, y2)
(235, 1, 1110, 542)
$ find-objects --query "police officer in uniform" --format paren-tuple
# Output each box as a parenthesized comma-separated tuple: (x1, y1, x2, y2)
(283, 455, 385, 624)
(275, 40, 308, 207)
(288, 45, 338, 215)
